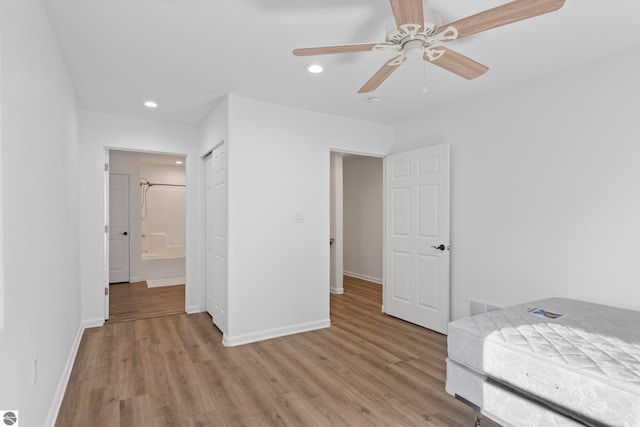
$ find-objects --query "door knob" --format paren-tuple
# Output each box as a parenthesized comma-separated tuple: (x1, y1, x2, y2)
(431, 244, 445, 251)
(120, 231, 128, 236)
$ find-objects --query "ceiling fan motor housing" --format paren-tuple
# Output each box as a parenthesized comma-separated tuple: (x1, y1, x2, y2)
(386, 8, 441, 41)
(385, 8, 443, 58)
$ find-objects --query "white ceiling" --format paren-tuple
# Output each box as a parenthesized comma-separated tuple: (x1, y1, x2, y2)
(43, 0, 640, 126)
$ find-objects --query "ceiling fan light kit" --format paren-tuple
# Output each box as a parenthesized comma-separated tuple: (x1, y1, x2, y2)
(293, 0, 565, 93)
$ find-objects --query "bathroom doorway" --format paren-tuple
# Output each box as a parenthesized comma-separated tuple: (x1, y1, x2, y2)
(107, 150, 186, 322)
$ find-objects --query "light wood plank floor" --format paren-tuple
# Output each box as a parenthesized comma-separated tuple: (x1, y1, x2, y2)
(58, 277, 498, 426)
(109, 281, 185, 323)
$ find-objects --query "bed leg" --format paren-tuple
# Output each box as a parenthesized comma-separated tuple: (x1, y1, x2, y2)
(453, 394, 483, 426)
(474, 411, 482, 426)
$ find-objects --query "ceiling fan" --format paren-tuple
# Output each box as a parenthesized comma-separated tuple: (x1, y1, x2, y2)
(293, 0, 565, 93)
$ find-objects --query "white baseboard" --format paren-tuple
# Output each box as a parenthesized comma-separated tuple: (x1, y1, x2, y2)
(82, 318, 105, 329)
(129, 276, 143, 283)
(222, 318, 331, 347)
(344, 271, 383, 285)
(186, 305, 203, 314)
(330, 287, 344, 295)
(45, 320, 87, 427)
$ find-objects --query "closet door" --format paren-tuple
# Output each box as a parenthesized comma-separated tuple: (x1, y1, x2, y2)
(205, 143, 228, 334)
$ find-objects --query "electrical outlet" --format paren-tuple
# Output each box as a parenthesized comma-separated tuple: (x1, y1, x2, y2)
(32, 357, 38, 385)
(469, 300, 486, 316)
(294, 212, 304, 223)
(487, 303, 502, 312)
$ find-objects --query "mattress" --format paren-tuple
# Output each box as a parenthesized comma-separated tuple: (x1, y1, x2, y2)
(447, 298, 640, 426)
(446, 358, 585, 427)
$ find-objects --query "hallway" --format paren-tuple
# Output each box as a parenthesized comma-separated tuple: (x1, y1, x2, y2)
(109, 281, 185, 323)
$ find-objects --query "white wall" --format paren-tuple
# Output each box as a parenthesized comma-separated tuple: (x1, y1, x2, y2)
(224, 95, 393, 345)
(198, 97, 228, 156)
(140, 162, 186, 186)
(78, 111, 200, 321)
(0, 0, 4, 332)
(395, 44, 640, 320)
(0, 0, 81, 425)
(140, 162, 186, 253)
(343, 156, 383, 284)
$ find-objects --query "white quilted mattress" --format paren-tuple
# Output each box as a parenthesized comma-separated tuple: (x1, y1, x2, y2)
(448, 298, 640, 426)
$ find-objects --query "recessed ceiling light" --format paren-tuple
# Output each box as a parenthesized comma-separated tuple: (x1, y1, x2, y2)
(144, 100, 158, 108)
(306, 64, 324, 74)
(175, 160, 183, 165)
(368, 96, 382, 103)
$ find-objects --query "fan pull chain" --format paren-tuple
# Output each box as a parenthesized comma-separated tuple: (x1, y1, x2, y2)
(423, 60, 428, 93)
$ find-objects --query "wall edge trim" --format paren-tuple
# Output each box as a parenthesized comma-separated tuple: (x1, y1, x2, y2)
(222, 319, 331, 347)
(44, 320, 86, 427)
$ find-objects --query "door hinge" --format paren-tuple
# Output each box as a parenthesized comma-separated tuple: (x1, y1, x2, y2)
(104, 163, 109, 172)
(105, 287, 109, 296)
(105, 225, 109, 233)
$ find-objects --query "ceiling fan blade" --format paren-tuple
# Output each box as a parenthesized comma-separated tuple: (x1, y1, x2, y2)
(293, 43, 381, 56)
(389, 0, 424, 30)
(358, 55, 404, 93)
(437, 0, 565, 40)
(425, 47, 488, 80)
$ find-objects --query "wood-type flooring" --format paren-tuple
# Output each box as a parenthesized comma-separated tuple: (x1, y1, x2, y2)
(57, 276, 498, 426)
(108, 281, 185, 323)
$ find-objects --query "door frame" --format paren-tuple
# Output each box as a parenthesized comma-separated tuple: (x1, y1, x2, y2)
(103, 147, 190, 321)
(330, 152, 344, 295)
(330, 149, 386, 309)
(103, 150, 110, 319)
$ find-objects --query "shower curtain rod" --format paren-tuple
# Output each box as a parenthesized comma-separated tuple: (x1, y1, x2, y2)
(140, 182, 186, 188)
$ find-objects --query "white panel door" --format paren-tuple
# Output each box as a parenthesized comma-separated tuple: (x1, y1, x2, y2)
(385, 144, 450, 334)
(109, 173, 130, 283)
(205, 144, 228, 333)
(205, 153, 215, 316)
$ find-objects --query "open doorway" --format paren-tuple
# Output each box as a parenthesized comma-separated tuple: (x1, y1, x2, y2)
(330, 151, 384, 323)
(107, 150, 186, 322)
(331, 144, 451, 332)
